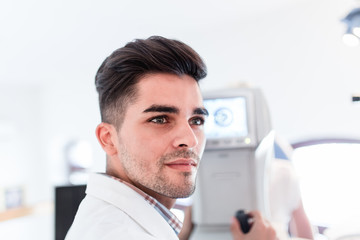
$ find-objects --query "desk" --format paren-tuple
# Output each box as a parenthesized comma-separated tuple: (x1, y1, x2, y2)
(0, 202, 54, 240)
(0, 207, 33, 222)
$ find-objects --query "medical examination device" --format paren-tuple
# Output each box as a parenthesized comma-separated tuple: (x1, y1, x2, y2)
(190, 87, 274, 240)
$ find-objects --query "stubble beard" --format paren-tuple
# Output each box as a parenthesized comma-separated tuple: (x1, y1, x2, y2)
(151, 170, 196, 198)
(120, 147, 200, 198)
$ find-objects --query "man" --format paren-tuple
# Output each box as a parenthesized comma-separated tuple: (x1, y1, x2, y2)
(65, 36, 276, 240)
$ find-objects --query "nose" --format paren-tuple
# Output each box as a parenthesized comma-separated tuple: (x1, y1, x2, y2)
(173, 121, 199, 149)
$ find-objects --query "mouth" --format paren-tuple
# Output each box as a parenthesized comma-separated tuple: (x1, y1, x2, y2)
(164, 158, 198, 172)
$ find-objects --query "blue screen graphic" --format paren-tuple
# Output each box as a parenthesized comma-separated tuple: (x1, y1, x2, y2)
(204, 97, 248, 139)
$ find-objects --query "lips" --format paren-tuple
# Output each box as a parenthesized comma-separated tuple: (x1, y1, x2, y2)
(164, 159, 198, 171)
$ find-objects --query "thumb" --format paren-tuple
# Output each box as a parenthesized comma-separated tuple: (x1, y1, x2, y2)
(230, 216, 245, 240)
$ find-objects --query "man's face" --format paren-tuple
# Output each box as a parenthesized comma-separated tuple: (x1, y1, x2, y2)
(115, 73, 207, 199)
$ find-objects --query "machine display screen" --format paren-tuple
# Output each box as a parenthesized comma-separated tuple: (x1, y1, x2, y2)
(204, 97, 248, 139)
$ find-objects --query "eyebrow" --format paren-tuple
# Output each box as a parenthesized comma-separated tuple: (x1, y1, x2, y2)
(194, 107, 209, 116)
(143, 104, 209, 116)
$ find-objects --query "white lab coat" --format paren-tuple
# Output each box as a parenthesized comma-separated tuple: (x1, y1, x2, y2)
(65, 173, 179, 240)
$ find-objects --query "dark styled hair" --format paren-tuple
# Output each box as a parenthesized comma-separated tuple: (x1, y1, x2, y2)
(95, 36, 207, 127)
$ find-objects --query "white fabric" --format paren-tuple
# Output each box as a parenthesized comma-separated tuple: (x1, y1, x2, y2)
(65, 173, 179, 240)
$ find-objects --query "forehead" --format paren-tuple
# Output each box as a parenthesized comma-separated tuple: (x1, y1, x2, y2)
(134, 73, 203, 108)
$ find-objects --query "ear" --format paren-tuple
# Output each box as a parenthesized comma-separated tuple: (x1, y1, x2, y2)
(95, 122, 118, 156)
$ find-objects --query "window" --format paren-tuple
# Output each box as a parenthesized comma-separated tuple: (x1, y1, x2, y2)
(292, 139, 360, 231)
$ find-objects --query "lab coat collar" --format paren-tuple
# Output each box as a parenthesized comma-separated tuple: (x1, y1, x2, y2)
(86, 173, 179, 240)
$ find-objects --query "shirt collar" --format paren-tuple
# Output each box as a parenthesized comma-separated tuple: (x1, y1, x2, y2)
(104, 174, 183, 235)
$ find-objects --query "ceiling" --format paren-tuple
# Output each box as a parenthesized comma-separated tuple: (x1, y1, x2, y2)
(0, 0, 357, 84)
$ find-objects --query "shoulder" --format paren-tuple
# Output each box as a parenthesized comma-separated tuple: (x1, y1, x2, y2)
(66, 173, 179, 240)
(66, 195, 156, 240)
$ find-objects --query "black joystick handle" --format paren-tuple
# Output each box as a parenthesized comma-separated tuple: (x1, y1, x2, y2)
(235, 210, 251, 234)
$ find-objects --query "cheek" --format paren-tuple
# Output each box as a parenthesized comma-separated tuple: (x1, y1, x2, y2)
(132, 132, 169, 159)
(196, 132, 206, 155)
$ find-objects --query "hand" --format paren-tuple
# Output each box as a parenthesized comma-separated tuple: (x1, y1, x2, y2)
(230, 210, 277, 240)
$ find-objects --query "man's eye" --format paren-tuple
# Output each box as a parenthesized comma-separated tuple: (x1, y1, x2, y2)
(149, 116, 169, 124)
(190, 117, 205, 125)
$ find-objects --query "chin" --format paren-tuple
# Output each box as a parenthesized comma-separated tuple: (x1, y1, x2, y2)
(161, 182, 196, 199)
(174, 184, 196, 198)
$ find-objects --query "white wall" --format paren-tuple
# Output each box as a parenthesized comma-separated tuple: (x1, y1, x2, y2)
(1, 0, 360, 203)
(0, 85, 47, 204)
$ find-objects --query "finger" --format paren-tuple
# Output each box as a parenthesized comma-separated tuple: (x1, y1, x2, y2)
(264, 221, 277, 240)
(230, 216, 244, 239)
(248, 212, 277, 240)
(247, 210, 262, 220)
(244, 210, 261, 231)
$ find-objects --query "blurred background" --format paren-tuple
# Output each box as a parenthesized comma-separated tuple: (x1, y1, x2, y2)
(1, 0, 360, 239)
